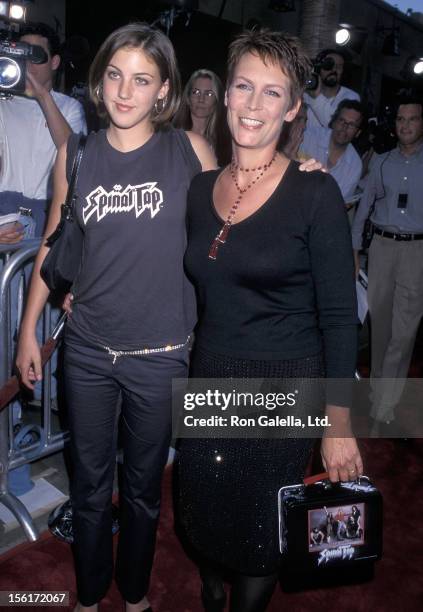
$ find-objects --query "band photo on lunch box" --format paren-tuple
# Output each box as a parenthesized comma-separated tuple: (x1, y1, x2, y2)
(308, 503, 365, 552)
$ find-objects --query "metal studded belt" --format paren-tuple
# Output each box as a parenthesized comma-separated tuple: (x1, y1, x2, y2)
(103, 336, 191, 364)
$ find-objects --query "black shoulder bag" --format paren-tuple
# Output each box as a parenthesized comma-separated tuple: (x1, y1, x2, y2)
(41, 135, 87, 293)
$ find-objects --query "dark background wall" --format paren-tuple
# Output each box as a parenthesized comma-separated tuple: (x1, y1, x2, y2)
(64, 0, 423, 115)
(64, 1, 241, 91)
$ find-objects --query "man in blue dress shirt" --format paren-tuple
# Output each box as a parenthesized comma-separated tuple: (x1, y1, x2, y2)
(352, 97, 423, 428)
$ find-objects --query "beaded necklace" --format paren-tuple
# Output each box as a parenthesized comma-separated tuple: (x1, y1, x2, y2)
(208, 151, 277, 260)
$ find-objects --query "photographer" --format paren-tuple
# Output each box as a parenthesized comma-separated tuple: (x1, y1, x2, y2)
(304, 48, 360, 130)
(0, 23, 86, 439)
(0, 22, 86, 241)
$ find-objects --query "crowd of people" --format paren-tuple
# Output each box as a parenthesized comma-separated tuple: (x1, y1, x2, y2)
(1, 15, 422, 612)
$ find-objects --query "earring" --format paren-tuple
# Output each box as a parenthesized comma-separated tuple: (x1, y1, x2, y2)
(95, 83, 103, 102)
(154, 95, 167, 115)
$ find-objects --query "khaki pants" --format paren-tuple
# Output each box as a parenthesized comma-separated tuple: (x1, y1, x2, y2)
(368, 235, 423, 421)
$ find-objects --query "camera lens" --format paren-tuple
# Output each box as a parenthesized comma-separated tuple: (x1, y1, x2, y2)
(306, 73, 319, 90)
(0, 57, 21, 88)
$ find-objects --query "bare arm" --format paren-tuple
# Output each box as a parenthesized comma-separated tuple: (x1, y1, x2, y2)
(186, 130, 218, 171)
(16, 143, 69, 388)
(26, 72, 72, 149)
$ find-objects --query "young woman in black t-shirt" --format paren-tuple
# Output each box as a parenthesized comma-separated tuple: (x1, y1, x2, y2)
(16, 22, 216, 612)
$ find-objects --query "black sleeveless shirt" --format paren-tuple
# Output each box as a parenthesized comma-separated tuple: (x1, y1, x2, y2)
(66, 127, 201, 350)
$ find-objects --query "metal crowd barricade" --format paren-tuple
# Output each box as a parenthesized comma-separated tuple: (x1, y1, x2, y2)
(0, 240, 68, 541)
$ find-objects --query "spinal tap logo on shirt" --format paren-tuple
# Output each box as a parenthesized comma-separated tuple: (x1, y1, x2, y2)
(82, 183, 163, 224)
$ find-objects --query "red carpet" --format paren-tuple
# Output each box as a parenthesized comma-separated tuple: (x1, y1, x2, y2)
(0, 438, 422, 611)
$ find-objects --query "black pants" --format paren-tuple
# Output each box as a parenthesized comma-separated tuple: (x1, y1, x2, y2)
(64, 329, 188, 606)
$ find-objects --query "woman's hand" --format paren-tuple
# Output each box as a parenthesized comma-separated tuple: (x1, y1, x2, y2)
(14, 143, 69, 392)
(16, 332, 42, 390)
(321, 436, 363, 483)
(298, 158, 328, 173)
(62, 293, 73, 315)
(320, 405, 363, 482)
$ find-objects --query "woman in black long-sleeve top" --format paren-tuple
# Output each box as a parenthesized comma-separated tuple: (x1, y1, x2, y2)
(178, 28, 363, 612)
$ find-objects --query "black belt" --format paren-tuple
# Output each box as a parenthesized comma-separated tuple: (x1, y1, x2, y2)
(373, 227, 423, 241)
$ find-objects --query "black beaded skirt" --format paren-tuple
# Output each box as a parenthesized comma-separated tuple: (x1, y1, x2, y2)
(177, 345, 325, 576)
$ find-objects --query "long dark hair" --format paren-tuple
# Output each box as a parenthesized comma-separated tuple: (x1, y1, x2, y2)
(89, 22, 181, 126)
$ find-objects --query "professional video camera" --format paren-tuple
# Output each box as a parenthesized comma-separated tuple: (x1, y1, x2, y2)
(305, 55, 336, 91)
(0, 38, 47, 96)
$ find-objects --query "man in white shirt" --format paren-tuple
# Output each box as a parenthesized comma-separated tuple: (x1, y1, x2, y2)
(304, 48, 360, 129)
(0, 23, 86, 427)
(0, 22, 86, 241)
(301, 99, 364, 202)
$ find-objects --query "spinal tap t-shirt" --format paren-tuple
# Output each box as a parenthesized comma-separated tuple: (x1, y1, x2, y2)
(67, 127, 201, 350)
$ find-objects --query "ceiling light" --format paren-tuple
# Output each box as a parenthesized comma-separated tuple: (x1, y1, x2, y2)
(413, 59, 423, 75)
(336, 28, 351, 45)
(9, 3, 26, 21)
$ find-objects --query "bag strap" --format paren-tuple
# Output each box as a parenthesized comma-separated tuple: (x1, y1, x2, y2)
(303, 472, 370, 486)
(63, 134, 87, 218)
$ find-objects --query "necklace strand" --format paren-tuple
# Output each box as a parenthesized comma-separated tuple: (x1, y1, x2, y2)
(208, 152, 277, 260)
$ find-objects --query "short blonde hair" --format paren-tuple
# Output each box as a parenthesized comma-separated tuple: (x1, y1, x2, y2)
(227, 28, 312, 110)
